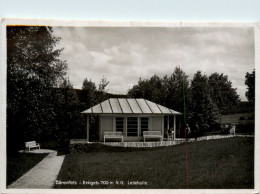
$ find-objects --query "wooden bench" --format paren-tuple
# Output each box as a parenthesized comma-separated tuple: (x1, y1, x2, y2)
(104, 132, 123, 143)
(25, 141, 40, 151)
(143, 131, 163, 142)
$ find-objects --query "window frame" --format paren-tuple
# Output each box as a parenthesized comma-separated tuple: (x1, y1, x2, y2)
(140, 117, 149, 136)
(115, 117, 124, 133)
(114, 116, 150, 137)
(127, 117, 138, 136)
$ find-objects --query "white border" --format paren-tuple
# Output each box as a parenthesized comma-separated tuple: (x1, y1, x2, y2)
(1, 19, 259, 194)
(0, 19, 258, 27)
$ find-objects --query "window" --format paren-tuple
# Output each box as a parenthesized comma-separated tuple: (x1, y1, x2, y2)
(141, 117, 149, 136)
(116, 117, 124, 132)
(127, 117, 138, 136)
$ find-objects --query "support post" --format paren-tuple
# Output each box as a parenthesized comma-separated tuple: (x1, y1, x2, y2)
(113, 116, 115, 131)
(162, 117, 164, 140)
(124, 117, 127, 137)
(86, 115, 89, 142)
(99, 115, 102, 141)
(167, 115, 171, 140)
(167, 115, 170, 130)
(174, 115, 176, 140)
(138, 117, 140, 137)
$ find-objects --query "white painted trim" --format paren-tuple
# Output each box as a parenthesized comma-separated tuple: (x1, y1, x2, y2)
(86, 115, 89, 142)
(174, 115, 176, 140)
(167, 115, 170, 130)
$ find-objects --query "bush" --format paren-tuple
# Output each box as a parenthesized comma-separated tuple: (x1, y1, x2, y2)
(220, 126, 230, 135)
(239, 116, 245, 120)
(210, 123, 221, 131)
(247, 115, 254, 120)
(236, 123, 254, 134)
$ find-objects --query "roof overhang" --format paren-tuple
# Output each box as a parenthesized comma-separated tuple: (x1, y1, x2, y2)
(81, 98, 182, 115)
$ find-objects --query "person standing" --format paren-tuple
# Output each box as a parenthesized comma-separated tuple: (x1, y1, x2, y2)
(185, 124, 191, 139)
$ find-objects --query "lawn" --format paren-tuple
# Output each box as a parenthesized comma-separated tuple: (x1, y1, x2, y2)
(54, 137, 254, 189)
(7, 153, 48, 186)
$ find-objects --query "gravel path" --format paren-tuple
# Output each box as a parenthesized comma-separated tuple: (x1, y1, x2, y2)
(8, 150, 65, 189)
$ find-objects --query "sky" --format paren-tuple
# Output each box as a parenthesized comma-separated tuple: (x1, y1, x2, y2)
(53, 26, 254, 101)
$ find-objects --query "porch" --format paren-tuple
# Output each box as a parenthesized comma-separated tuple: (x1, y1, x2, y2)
(81, 98, 183, 142)
(70, 139, 186, 150)
(70, 134, 240, 150)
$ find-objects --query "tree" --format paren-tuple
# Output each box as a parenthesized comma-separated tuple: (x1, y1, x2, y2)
(55, 79, 84, 147)
(245, 69, 255, 103)
(127, 78, 146, 98)
(128, 75, 165, 105)
(80, 77, 110, 141)
(208, 73, 240, 114)
(127, 67, 188, 137)
(128, 66, 189, 113)
(7, 26, 67, 151)
(97, 76, 110, 102)
(80, 78, 97, 109)
(164, 66, 189, 113)
(189, 71, 219, 135)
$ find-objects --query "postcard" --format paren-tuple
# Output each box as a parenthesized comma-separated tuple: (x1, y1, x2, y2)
(1, 19, 259, 194)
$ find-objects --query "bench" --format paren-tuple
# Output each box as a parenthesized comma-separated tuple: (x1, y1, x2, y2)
(25, 141, 40, 151)
(143, 131, 163, 142)
(104, 132, 123, 143)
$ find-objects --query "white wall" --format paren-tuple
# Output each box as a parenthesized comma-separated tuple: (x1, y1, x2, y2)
(151, 116, 163, 131)
(101, 116, 113, 132)
(99, 115, 165, 140)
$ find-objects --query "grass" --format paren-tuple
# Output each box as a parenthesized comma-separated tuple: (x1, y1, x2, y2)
(54, 137, 254, 189)
(7, 152, 48, 186)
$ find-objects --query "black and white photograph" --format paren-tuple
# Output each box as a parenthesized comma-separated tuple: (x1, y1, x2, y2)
(1, 20, 259, 193)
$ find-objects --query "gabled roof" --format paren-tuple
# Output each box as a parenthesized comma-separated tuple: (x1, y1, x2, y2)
(81, 98, 182, 115)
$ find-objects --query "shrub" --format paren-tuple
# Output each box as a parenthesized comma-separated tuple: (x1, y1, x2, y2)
(239, 116, 245, 120)
(57, 132, 70, 150)
(236, 123, 254, 134)
(220, 126, 230, 135)
(247, 115, 254, 120)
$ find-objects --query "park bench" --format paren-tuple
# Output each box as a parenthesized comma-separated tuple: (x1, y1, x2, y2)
(25, 141, 40, 151)
(143, 131, 163, 142)
(104, 132, 123, 143)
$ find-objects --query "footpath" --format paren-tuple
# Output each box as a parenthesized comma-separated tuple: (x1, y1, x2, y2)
(8, 149, 65, 189)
